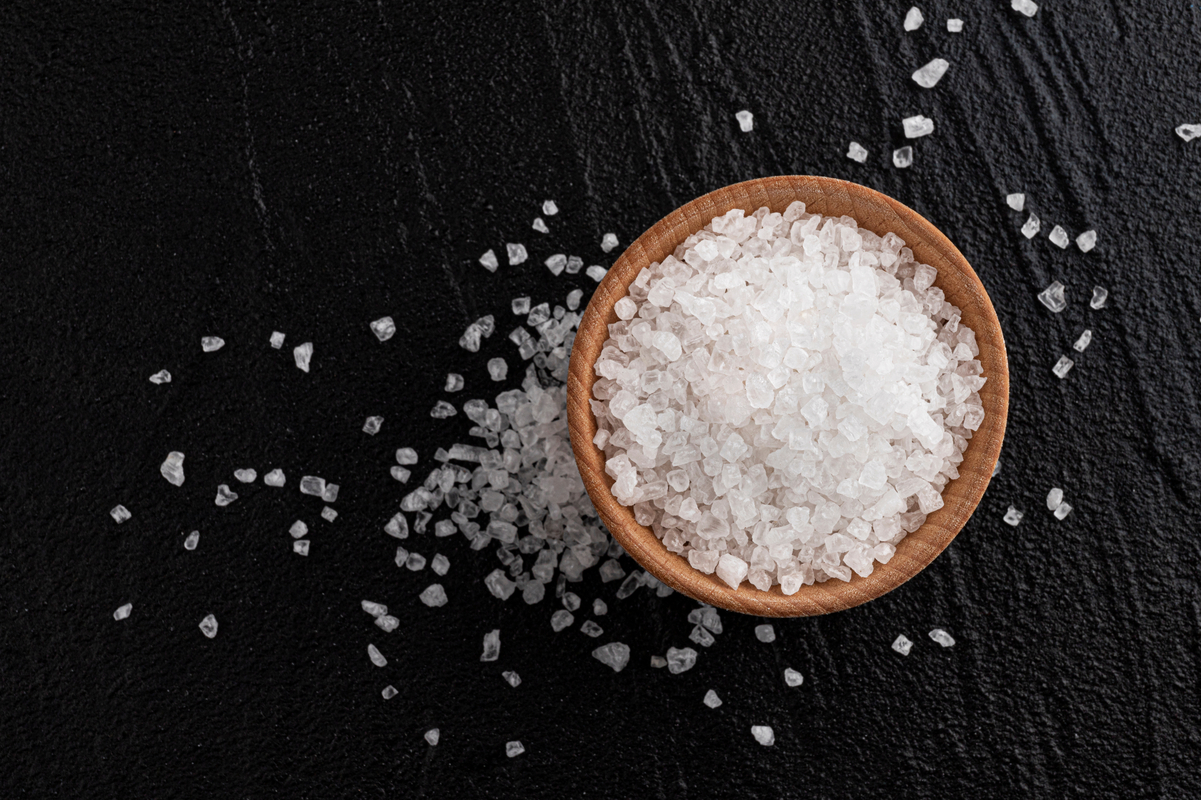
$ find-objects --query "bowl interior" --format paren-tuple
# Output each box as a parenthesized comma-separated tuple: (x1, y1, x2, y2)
(566, 176, 1008, 617)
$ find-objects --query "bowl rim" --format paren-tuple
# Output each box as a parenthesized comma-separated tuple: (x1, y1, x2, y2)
(566, 175, 1009, 617)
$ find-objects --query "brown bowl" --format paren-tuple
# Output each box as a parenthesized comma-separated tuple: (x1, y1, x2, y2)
(566, 175, 1009, 617)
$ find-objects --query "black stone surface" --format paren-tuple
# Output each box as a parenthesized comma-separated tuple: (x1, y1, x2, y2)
(2, 1, 1200, 797)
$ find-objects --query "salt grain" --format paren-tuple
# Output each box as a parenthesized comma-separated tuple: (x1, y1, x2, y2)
(420, 584, 448, 607)
(149, 369, 171, 384)
(566, 289, 583, 311)
(481, 629, 501, 661)
(161, 452, 185, 486)
(543, 200, 559, 216)
(1177, 124, 1201, 142)
(1003, 506, 1023, 526)
(903, 115, 935, 138)
(114, 603, 132, 621)
(368, 644, 387, 667)
(487, 358, 508, 381)
(754, 624, 776, 643)
(690, 625, 715, 647)
(363, 416, 384, 435)
(581, 620, 604, 638)
(234, 468, 256, 483)
(1012, 0, 1038, 16)
(290, 520, 309, 539)
(650, 656, 667, 668)
(110, 505, 130, 523)
(507, 244, 528, 265)
(511, 297, 531, 315)
(1049, 225, 1069, 248)
(406, 553, 427, 571)
(265, 469, 286, 487)
(300, 476, 326, 496)
(911, 59, 949, 89)
(550, 610, 574, 632)
(784, 668, 804, 687)
(601, 233, 619, 253)
(382, 686, 397, 700)
(847, 142, 868, 163)
(293, 342, 313, 372)
(593, 598, 608, 615)
(751, 726, 775, 746)
(703, 689, 722, 708)
(1052, 355, 1074, 378)
(1076, 230, 1097, 252)
(735, 110, 754, 132)
(430, 401, 457, 418)
(184, 531, 199, 550)
(1006, 193, 1025, 211)
(666, 646, 698, 674)
(1090, 286, 1108, 309)
(592, 642, 630, 672)
(1073, 330, 1092, 352)
(480, 249, 499, 272)
(361, 600, 388, 617)
(293, 540, 310, 555)
(506, 741, 525, 758)
(375, 615, 399, 633)
(1054, 502, 1073, 520)
(370, 317, 396, 342)
(1046, 487, 1063, 511)
(322, 506, 337, 522)
(214, 484, 238, 507)
(431, 553, 449, 575)
(532, 217, 549, 233)
(202, 336, 225, 352)
(929, 628, 955, 647)
(904, 6, 924, 30)
(892, 634, 913, 655)
(502, 670, 522, 688)
(1022, 213, 1041, 239)
(586, 265, 608, 282)
(545, 254, 567, 276)
(1038, 280, 1067, 312)
(893, 146, 913, 168)
(947, 18, 963, 32)
(199, 614, 218, 638)
(425, 729, 440, 746)
(395, 448, 418, 465)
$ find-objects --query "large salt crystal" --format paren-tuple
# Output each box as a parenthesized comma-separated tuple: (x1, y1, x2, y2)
(532, 217, 549, 233)
(666, 646, 698, 674)
(111, 505, 131, 523)
(1052, 355, 1074, 378)
(1012, 0, 1038, 16)
(735, 110, 754, 132)
(420, 584, 448, 607)
(199, 614, 219, 638)
(911, 59, 949, 88)
(149, 369, 171, 384)
(114, 603, 132, 621)
(370, 317, 396, 342)
(1038, 281, 1066, 312)
(1090, 287, 1108, 309)
(480, 629, 501, 661)
(1073, 330, 1092, 352)
(1177, 124, 1201, 142)
(947, 18, 963, 32)
(751, 726, 775, 746)
(214, 484, 238, 506)
(1006, 193, 1025, 211)
(847, 142, 868, 163)
(1048, 225, 1069, 248)
(893, 147, 913, 168)
(903, 6, 923, 30)
(506, 244, 528, 265)
(201, 336, 224, 352)
(1021, 214, 1041, 239)
(161, 452, 185, 486)
(1076, 230, 1097, 252)
(892, 634, 913, 655)
(592, 642, 630, 672)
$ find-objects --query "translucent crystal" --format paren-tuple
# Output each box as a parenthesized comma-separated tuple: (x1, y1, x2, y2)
(1053, 502, 1073, 520)
(293, 540, 309, 556)
(543, 200, 559, 216)
(561, 592, 581, 611)
(735, 110, 754, 132)
(565, 255, 584, 274)
(199, 614, 218, 638)
(593, 598, 608, 615)
(1047, 487, 1064, 510)
(847, 141, 868, 163)
(893, 146, 913, 168)
(947, 18, 963, 31)
(550, 609, 574, 632)
(161, 452, 185, 486)
(1076, 230, 1097, 252)
(929, 628, 955, 647)
(368, 643, 387, 667)
(110, 504, 131, 523)
(601, 233, 619, 253)
(1090, 286, 1107, 309)
(487, 358, 508, 381)
(511, 297, 531, 315)
(690, 625, 715, 647)
(1038, 281, 1066, 312)
(532, 217, 549, 233)
(375, 615, 399, 633)
(650, 656, 667, 668)
(545, 254, 567, 276)
(891, 634, 913, 655)
(1073, 330, 1092, 352)
(114, 603, 132, 621)
(481, 629, 501, 661)
(754, 624, 776, 643)
(264, 469, 285, 487)
(666, 646, 697, 674)
(370, 317, 396, 342)
(911, 59, 949, 88)
(322, 506, 337, 522)
(361, 600, 387, 617)
(233, 468, 257, 484)
(586, 265, 607, 282)
(184, 530, 199, 550)
(480, 249, 499, 272)
(362, 416, 384, 436)
(420, 584, 448, 607)
(703, 689, 722, 708)
(300, 476, 326, 496)
(1003, 506, 1023, 526)
(149, 369, 171, 384)
(502, 670, 522, 688)
(293, 342, 313, 372)
(485, 568, 517, 600)
(382, 685, 397, 700)
(1006, 192, 1025, 211)
(1176, 124, 1201, 142)
(751, 726, 775, 746)
(289, 520, 308, 539)
(592, 641, 630, 672)
(1052, 355, 1074, 378)
(566, 289, 583, 311)
(784, 668, 804, 687)
(1012, 0, 1038, 16)
(598, 559, 626, 583)
(1048, 225, 1069, 248)
(425, 729, 440, 746)
(1021, 213, 1041, 239)
(214, 484, 238, 506)
(405, 552, 427, 571)
(431, 553, 449, 575)
(904, 6, 923, 30)
(395, 448, 418, 465)
(506, 243, 528, 265)
(201, 336, 224, 352)
(506, 741, 525, 758)
(430, 401, 457, 418)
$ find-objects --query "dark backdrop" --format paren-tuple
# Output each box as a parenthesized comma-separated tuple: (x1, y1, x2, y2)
(2, 1, 1200, 797)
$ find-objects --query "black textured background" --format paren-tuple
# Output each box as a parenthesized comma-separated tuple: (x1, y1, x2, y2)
(2, 1, 1200, 797)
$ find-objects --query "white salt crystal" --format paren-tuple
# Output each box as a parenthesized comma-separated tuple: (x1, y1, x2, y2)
(1052, 355, 1074, 378)
(650, 656, 667, 668)
(532, 217, 549, 233)
(481, 629, 501, 661)
(690, 625, 715, 648)
(202, 336, 225, 352)
(666, 646, 697, 674)
(264, 468, 285, 487)
(601, 233, 619, 253)
(405, 553, 426, 571)
(947, 18, 963, 32)
(270, 331, 286, 349)
(929, 628, 955, 647)
(735, 110, 754, 132)
(214, 484, 238, 506)
(361, 600, 387, 617)
(1006, 193, 1025, 211)
(293, 540, 310, 555)
(420, 584, 448, 607)
(716, 554, 748, 589)
(543, 200, 559, 216)
(110, 505, 131, 523)
(545, 254, 567, 276)
(321, 506, 337, 522)
(1003, 506, 1024, 526)
(293, 342, 313, 372)
(375, 615, 399, 633)
(566, 289, 583, 310)
(382, 685, 397, 700)
(428, 553, 448, 576)
(893, 146, 913, 168)
(395, 448, 418, 465)
(1073, 330, 1092, 352)
(1054, 502, 1073, 520)
(550, 609, 574, 632)
(199, 613, 218, 638)
(581, 620, 604, 638)
(114, 603, 132, 621)
(430, 401, 457, 418)
(506, 741, 525, 758)
(598, 559, 626, 583)
(784, 668, 804, 687)
(485, 568, 517, 600)
(184, 531, 199, 550)
(562, 592, 581, 611)
(425, 729, 440, 746)
(703, 689, 722, 708)
(502, 670, 522, 688)
(368, 643, 387, 667)
(511, 297, 531, 316)
(390, 467, 410, 483)
(300, 476, 326, 496)
(1046, 487, 1064, 511)
(506, 243, 528, 265)
(1049, 225, 1069, 248)
(847, 141, 868, 163)
(234, 468, 256, 483)
(593, 598, 608, 615)
(754, 624, 776, 643)
(487, 358, 508, 381)
(1076, 230, 1097, 252)
(751, 726, 775, 746)
(149, 369, 171, 384)
(369, 317, 396, 342)
(891, 634, 914, 655)
(289, 520, 308, 539)
(904, 6, 924, 30)
(161, 452, 185, 486)
(1090, 286, 1108, 309)
(586, 265, 608, 282)
(1038, 280, 1066, 312)
(323, 483, 339, 503)
(1177, 124, 1201, 142)
(592, 641, 630, 672)
(911, 59, 949, 89)
(1012, 0, 1038, 16)
(363, 416, 384, 435)
(1021, 213, 1041, 238)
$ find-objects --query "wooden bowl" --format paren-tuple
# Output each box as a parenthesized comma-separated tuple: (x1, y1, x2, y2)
(566, 175, 1008, 617)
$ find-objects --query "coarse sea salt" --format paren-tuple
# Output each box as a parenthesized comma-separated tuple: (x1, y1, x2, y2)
(847, 142, 868, 163)
(947, 18, 963, 32)
(1012, 0, 1038, 16)
(911, 59, 949, 88)
(893, 147, 913, 168)
(149, 369, 171, 384)
(904, 6, 923, 30)
(1006, 193, 1025, 211)
(903, 115, 935, 138)
(591, 204, 984, 590)
(1177, 124, 1201, 142)
(271, 331, 286, 348)
(735, 110, 753, 132)
(294, 342, 313, 372)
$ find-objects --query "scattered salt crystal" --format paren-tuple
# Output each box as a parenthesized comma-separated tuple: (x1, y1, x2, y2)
(375, 615, 399, 633)
(395, 448, 418, 465)
(293, 342, 313, 372)
(562, 592, 581, 611)
(363, 416, 384, 435)
(290, 520, 309, 538)
(593, 598, 608, 615)
(485, 568, 517, 600)
(566, 289, 583, 311)
(703, 690, 722, 708)
(264, 469, 285, 487)
(114, 603, 132, 621)
(1090, 286, 1108, 309)
(947, 18, 963, 31)
(480, 249, 499, 272)
(161, 452, 185, 486)
(321, 506, 337, 522)
(545, 254, 567, 276)
(199, 613, 218, 638)
(891, 634, 914, 655)
(370, 317, 396, 342)
(1012, 0, 1038, 16)
(751, 726, 775, 746)
(382, 685, 397, 700)
(904, 6, 923, 30)
(600, 233, 619, 253)
(1177, 124, 1201, 142)
(666, 646, 698, 674)
(506, 741, 525, 758)
(598, 559, 626, 583)
(650, 656, 667, 668)
(1047, 487, 1064, 510)
(270, 331, 286, 349)
(234, 468, 256, 483)
(390, 467, 410, 483)
(214, 484, 238, 506)
(361, 600, 387, 617)
(506, 243, 528, 265)
(929, 628, 955, 647)
(911, 59, 949, 89)
(532, 217, 549, 233)
(300, 476, 326, 496)
(368, 644, 387, 667)
(430, 401, 457, 418)
(1076, 230, 1097, 252)
(1049, 225, 1069, 248)
(431, 554, 449, 575)
(1006, 193, 1025, 211)
(202, 336, 224, 352)
(735, 110, 754, 132)
(149, 369, 171, 384)
(893, 146, 913, 168)
(716, 555, 748, 590)
(592, 642, 630, 672)
(511, 297, 531, 315)
(754, 624, 776, 643)
(1021, 213, 1041, 239)
(394, 546, 408, 566)
(481, 629, 501, 661)
(1054, 502, 1073, 520)
(184, 531, 199, 550)
(847, 141, 868, 163)
(543, 200, 559, 216)
(420, 584, 448, 607)
(425, 729, 440, 746)
(502, 670, 522, 688)
(293, 540, 310, 555)
(1052, 355, 1074, 378)
(586, 265, 607, 282)
(110, 505, 130, 523)
(406, 553, 427, 571)
(784, 668, 804, 687)
(551, 610, 574, 632)
(1038, 280, 1066, 312)
(1003, 506, 1024, 526)
(581, 620, 604, 638)
(487, 358, 508, 381)
(1073, 330, 1092, 352)
(690, 625, 715, 647)
(565, 255, 584, 274)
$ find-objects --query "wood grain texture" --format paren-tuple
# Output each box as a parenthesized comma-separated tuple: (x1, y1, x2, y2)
(567, 176, 1009, 617)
